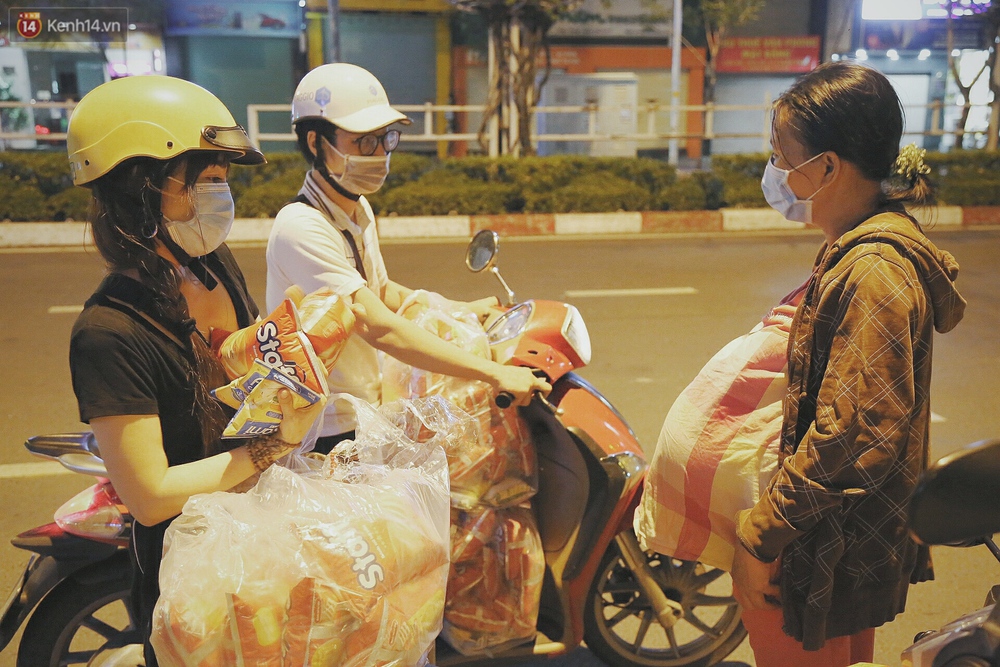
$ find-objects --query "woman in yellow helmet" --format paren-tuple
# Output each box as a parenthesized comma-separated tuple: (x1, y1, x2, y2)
(65, 75, 324, 666)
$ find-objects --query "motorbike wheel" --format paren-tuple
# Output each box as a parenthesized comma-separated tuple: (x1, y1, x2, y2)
(16, 553, 140, 667)
(583, 538, 747, 667)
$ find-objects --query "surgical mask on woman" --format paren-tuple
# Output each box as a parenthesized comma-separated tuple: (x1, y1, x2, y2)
(162, 182, 235, 257)
(760, 152, 826, 224)
(322, 137, 391, 195)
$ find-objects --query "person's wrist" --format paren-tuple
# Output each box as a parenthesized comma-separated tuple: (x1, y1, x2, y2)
(246, 434, 294, 472)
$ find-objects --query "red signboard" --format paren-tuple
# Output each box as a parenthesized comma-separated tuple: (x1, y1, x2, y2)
(716, 36, 821, 74)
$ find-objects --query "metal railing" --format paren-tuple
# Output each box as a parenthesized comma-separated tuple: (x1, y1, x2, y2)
(0, 100, 76, 142)
(0, 99, 995, 153)
(247, 99, 998, 154)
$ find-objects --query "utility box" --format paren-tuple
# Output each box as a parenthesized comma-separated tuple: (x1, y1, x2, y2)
(536, 71, 638, 157)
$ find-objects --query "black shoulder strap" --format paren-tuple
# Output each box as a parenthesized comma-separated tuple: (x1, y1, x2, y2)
(291, 194, 368, 282)
(88, 274, 195, 349)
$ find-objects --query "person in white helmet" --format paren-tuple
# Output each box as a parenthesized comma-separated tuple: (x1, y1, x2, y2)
(266, 63, 550, 454)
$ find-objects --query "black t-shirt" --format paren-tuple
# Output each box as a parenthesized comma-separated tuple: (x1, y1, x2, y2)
(69, 245, 257, 664)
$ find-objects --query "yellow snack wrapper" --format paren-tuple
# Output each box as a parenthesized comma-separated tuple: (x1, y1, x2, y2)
(213, 359, 324, 438)
(214, 299, 330, 396)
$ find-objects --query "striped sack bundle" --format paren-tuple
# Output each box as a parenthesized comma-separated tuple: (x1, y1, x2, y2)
(633, 295, 801, 572)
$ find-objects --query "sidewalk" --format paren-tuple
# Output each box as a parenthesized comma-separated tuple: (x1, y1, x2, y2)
(2, 206, 999, 248)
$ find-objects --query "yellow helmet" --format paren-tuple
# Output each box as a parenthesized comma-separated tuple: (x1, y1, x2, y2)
(67, 75, 265, 186)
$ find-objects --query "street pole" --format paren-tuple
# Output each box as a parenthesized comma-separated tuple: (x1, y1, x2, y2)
(327, 0, 340, 62)
(668, 0, 682, 166)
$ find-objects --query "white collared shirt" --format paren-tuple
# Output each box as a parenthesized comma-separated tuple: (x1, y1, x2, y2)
(265, 171, 389, 435)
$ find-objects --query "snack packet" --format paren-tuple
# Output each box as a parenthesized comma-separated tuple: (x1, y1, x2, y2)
(213, 359, 323, 438)
(212, 297, 340, 396)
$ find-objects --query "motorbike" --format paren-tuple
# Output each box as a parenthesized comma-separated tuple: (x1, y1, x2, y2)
(433, 229, 746, 666)
(0, 433, 139, 667)
(2, 229, 747, 667)
(900, 438, 1000, 667)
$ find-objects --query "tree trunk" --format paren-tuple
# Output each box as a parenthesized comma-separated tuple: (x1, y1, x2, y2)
(989, 37, 1000, 151)
(702, 24, 724, 160)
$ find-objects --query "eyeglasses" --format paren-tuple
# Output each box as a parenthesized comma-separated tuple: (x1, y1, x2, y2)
(353, 129, 401, 156)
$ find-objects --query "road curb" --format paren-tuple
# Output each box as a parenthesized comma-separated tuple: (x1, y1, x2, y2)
(2, 206, 999, 248)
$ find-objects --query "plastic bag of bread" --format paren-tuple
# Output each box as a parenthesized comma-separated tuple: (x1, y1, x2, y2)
(150, 487, 302, 667)
(378, 396, 493, 509)
(442, 505, 545, 655)
(150, 393, 450, 667)
(381, 291, 538, 508)
(382, 290, 490, 406)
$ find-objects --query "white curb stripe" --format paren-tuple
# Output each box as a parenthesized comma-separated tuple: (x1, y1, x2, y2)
(722, 208, 807, 231)
(0, 461, 75, 479)
(0, 221, 92, 248)
(228, 218, 275, 242)
(565, 287, 698, 298)
(910, 206, 962, 228)
(377, 215, 471, 239)
(555, 212, 642, 235)
(48, 305, 84, 314)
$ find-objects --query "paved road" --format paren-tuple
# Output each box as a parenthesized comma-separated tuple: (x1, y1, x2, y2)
(1, 230, 998, 666)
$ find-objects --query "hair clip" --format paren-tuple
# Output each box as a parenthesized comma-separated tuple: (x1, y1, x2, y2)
(894, 143, 931, 182)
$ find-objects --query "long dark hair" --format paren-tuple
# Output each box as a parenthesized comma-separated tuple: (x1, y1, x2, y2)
(774, 61, 934, 206)
(89, 151, 232, 456)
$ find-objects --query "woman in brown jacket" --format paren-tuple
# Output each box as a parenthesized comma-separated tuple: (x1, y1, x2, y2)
(731, 62, 967, 667)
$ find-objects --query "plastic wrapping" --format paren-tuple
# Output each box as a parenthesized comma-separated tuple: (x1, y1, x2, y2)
(442, 505, 544, 655)
(382, 291, 537, 508)
(150, 395, 450, 667)
(380, 291, 545, 655)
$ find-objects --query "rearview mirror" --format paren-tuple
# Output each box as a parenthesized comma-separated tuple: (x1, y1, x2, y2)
(908, 439, 1000, 545)
(466, 230, 499, 273)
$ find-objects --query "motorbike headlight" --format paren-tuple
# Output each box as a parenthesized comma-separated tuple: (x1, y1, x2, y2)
(562, 305, 592, 365)
(487, 302, 533, 345)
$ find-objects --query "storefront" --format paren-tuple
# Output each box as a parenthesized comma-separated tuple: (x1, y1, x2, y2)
(163, 0, 305, 150)
(712, 36, 822, 155)
(826, 0, 991, 150)
(451, 0, 706, 158)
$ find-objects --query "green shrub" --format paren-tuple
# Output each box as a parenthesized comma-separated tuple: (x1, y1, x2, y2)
(655, 175, 707, 211)
(0, 175, 47, 221)
(937, 178, 1000, 206)
(712, 153, 768, 180)
(234, 171, 303, 218)
(710, 152, 769, 208)
(0, 151, 74, 195)
(377, 172, 516, 215)
(529, 172, 651, 213)
(691, 171, 725, 210)
(721, 178, 768, 208)
(2, 148, 1000, 220)
(43, 186, 91, 221)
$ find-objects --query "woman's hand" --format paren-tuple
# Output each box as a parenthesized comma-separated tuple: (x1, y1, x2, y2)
(276, 388, 327, 445)
(490, 365, 551, 407)
(731, 538, 781, 611)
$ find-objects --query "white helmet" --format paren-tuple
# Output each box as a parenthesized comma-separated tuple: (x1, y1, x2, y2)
(291, 63, 410, 133)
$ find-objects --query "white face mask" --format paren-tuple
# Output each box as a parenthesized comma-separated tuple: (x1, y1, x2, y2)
(322, 137, 391, 195)
(162, 182, 235, 257)
(760, 152, 826, 223)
